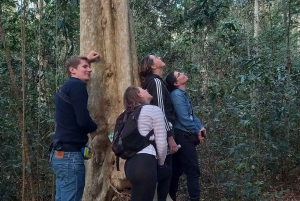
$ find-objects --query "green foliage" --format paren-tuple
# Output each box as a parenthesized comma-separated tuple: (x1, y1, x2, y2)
(133, 0, 300, 200)
(1, 0, 299, 200)
(0, 0, 79, 199)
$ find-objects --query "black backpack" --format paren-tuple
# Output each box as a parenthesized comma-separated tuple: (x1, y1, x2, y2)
(112, 105, 155, 171)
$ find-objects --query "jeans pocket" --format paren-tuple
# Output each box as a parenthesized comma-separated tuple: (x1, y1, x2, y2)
(72, 160, 85, 190)
(72, 154, 84, 166)
(52, 163, 69, 187)
(72, 155, 85, 177)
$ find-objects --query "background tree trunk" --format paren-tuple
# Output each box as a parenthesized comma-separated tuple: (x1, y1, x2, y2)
(298, 14, 300, 54)
(254, 0, 260, 38)
(80, 0, 138, 200)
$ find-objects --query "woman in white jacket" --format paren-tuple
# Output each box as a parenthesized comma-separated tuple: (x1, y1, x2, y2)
(123, 86, 168, 201)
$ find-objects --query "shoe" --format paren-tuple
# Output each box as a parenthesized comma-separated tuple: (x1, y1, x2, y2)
(169, 194, 176, 201)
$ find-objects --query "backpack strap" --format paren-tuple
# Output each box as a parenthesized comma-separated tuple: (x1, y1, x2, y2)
(145, 129, 157, 152)
(116, 156, 120, 171)
(58, 89, 71, 104)
(145, 129, 154, 139)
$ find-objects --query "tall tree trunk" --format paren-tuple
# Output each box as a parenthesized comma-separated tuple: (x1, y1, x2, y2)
(252, 0, 260, 154)
(298, 14, 300, 55)
(281, 0, 292, 182)
(36, 0, 44, 200)
(80, 0, 138, 200)
(283, 0, 291, 139)
(283, 0, 291, 74)
(21, 1, 36, 200)
(254, 0, 260, 38)
(252, 0, 260, 103)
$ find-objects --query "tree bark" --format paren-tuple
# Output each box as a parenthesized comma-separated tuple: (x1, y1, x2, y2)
(21, 1, 36, 200)
(283, 0, 291, 73)
(80, 0, 138, 200)
(298, 14, 300, 55)
(254, 0, 260, 38)
(282, 0, 291, 142)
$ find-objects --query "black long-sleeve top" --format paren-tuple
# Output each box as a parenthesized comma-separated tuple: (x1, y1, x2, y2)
(142, 74, 175, 137)
(54, 77, 97, 145)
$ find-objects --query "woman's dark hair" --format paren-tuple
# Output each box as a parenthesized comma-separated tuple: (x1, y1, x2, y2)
(138, 54, 154, 84)
(165, 71, 178, 92)
(123, 86, 144, 111)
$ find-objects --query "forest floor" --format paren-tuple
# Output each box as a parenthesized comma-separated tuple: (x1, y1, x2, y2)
(113, 173, 300, 201)
(174, 175, 300, 201)
(262, 182, 300, 201)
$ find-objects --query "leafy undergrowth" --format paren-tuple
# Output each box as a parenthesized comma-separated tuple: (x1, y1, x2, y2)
(261, 181, 300, 201)
(175, 175, 300, 201)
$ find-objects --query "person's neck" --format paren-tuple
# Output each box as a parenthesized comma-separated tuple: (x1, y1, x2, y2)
(71, 76, 87, 84)
(153, 69, 163, 78)
(178, 85, 186, 91)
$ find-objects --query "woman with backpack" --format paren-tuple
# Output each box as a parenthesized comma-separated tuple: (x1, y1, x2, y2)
(165, 71, 206, 201)
(122, 86, 168, 201)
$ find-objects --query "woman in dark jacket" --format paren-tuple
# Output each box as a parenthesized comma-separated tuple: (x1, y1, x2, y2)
(139, 54, 178, 201)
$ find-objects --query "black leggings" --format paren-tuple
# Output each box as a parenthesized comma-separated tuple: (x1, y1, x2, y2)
(125, 154, 157, 201)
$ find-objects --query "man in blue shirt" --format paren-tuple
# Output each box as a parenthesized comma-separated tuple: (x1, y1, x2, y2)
(50, 51, 100, 201)
(165, 71, 206, 201)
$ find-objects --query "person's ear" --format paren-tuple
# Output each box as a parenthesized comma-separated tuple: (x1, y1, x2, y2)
(69, 67, 75, 74)
(174, 81, 179, 87)
(138, 92, 143, 99)
(138, 93, 145, 102)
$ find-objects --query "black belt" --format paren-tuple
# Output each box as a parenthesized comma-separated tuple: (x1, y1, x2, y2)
(53, 142, 83, 152)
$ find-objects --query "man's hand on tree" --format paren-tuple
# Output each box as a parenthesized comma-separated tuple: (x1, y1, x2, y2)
(87, 51, 101, 63)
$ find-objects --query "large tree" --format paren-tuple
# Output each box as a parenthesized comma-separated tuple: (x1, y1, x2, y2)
(80, 0, 139, 200)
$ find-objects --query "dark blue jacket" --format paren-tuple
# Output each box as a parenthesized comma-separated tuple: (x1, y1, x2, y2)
(54, 77, 97, 145)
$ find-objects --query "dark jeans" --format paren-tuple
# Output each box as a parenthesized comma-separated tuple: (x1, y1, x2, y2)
(125, 153, 157, 201)
(157, 154, 172, 201)
(169, 129, 200, 200)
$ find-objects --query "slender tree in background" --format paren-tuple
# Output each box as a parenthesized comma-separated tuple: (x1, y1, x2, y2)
(20, 0, 36, 200)
(80, 0, 139, 200)
(282, 0, 292, 179)
(283, 0, 291, 77)
(254, 0, 260, 38)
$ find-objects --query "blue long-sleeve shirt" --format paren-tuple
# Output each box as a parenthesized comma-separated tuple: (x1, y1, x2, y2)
(170, 89, 203, 135)
(54, 77, 97, 145)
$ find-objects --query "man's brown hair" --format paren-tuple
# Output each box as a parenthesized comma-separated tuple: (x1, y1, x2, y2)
(65, 56, 90, 77)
